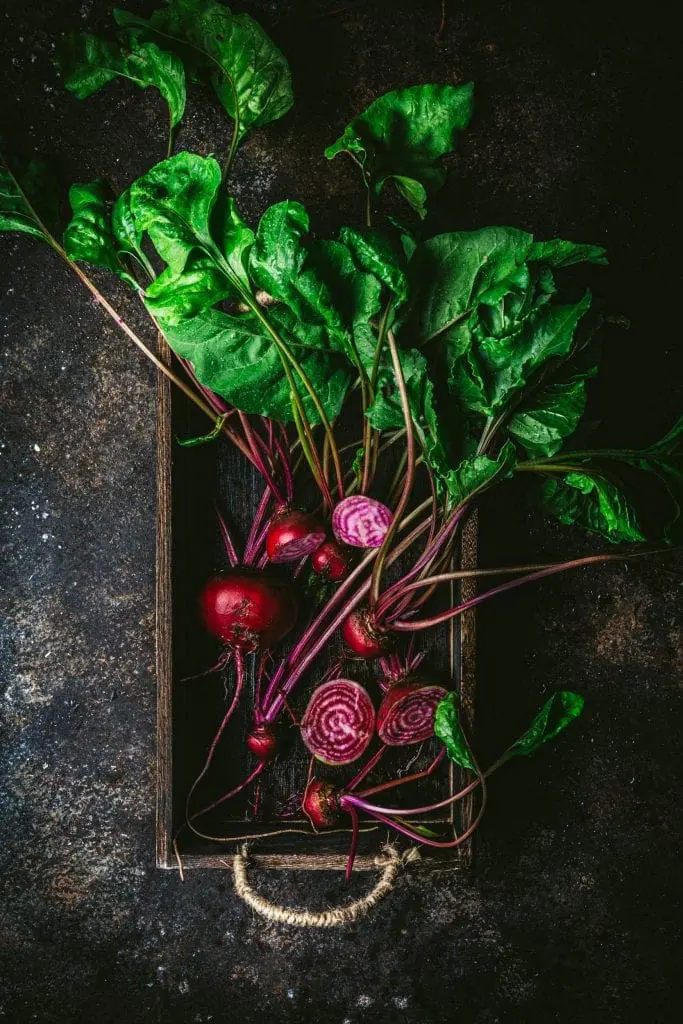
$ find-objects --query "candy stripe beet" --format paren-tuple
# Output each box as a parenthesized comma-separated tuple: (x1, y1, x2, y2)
(301, 679, 376, 764)
(377, 683, 449, 746)
(332, 496, 393, 549)
(266, 508, 327, 563)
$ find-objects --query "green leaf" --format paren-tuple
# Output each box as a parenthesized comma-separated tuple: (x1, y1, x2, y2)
(363, 344, 428, 431)
(249, 203, 381, 354)
(0, 155, 60, 242)
(508, 372, 594, 458)
(536, 417, 683, 543)
(64, 180, 137, 285)
(164, 307, 351, 424)
(407, 227, 533, 344)
(128, 151, 221, 273)
(443, 441, 517, 507)
(216, 195, 254, 290)
(114, 0, 292, 144)
(508, 691, 585, 758)
(527, 238, 607, 268)
(143, 253, 233, 325)
(541, 471, 645, 543)
(57, 33, 186, 126)
(111, 186, 152, 274)
(434, 692, 475, 771)
(338, 225, 407, 301)
(325, 82, 474, 217)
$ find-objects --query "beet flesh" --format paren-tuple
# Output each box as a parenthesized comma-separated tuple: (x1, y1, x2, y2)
(266, 507, 326, 563)
(301, 679, 376, 764)
(377, 679, 449, 745)
(332, 495, 392, 548)
(341, 605, 392, 659)
(310, 538, 353, 582)
(200, 570, 298, 651)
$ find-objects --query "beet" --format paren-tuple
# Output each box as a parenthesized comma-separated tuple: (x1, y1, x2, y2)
(301, 679, 376, 764)
(377, 679, 449, 745)
(246, 724, 278, 761)
(200, 569, 298, 652)
(310, 538, 353, 582)
(341, 604, 392, 659)
(266, 506, 327, 563)
(332, 495, 393, 548)
(302, 780, 340, 828)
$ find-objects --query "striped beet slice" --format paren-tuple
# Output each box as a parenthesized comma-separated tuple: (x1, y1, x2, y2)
(377, 681, 449, 746)
(301, 679, 376, 764)
(332, 496, 393, 549)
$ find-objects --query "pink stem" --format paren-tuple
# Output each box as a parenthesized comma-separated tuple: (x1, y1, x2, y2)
(215, 505, 240, 568)
(184, 648, 246, 824)
(376, 504, 467, 618)
(244, 486, 273, 565)
(355, 748, 447, 800)
(344, 745, 387, 792)
(262, 519, 431, 724)
(188, 762, 266, 824)
(345, 804, 360, 880)
(389, 552, 624, 631)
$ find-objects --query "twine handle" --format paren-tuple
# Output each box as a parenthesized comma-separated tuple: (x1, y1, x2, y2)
(233, 842, 421, 927)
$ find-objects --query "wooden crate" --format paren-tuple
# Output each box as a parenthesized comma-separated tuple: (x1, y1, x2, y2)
(155, 350, 478, 872)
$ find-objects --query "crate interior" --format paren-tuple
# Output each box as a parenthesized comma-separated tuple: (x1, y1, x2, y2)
(163, 386, 473, 865)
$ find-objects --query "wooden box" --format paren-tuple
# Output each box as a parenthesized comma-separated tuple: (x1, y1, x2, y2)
(155, 351, 478, 872)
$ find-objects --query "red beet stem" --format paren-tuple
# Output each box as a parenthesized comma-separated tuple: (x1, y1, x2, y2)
(389, 552, 636, 632)
(262, 515, 432, 724)
(215, 505, 240, 568)
(375, 504, 467, 619)
(345, 804, 361, 879)
(344, 744, 387, 792)
(187, 761, 266, 824)
(356, 748, 447, 799)
(369, 329, 416, 606)
(243, 486, 273, 565)
(184, 648, 246, 824)
(258, 499, 432, 715)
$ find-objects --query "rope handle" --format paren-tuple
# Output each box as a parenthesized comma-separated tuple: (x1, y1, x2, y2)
(233, 842, 421, 927)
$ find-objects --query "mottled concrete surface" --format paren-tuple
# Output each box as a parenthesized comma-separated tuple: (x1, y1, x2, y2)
(0, 2, 681, 1022)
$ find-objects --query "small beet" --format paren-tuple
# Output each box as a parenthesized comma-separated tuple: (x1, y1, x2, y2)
(310, 538, 353, 582)
(200, 569, 298, 652)
(302, 780, 340, 828)
(377, 679, 449, 746)
(332, 496, 392, 549)
(266, 507, 326, 564)
(246, 724, 278, 761)
(341, 604, 392, 659)
(301, 679, 376, 764)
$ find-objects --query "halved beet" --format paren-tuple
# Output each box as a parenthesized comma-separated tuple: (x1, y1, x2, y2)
(377, 680, 449, 746)
(266, 507, 327, 563)
(301, 679, 376, 765)
(332, 496, 392, 549)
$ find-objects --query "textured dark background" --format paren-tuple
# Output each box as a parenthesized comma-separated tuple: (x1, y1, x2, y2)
(1, 1, 681, 1022)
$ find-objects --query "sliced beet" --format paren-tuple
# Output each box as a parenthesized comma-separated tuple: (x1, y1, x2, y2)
(332, 496, 393, 549)
(377, 680, 449, 746)
(301, 679, 376, 765)
(266, 507, 326, 563)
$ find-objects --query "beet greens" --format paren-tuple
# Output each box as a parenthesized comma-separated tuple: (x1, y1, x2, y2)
(1, 0, 680, 878)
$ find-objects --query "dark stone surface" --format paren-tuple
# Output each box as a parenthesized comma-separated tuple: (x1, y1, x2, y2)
(0, 1, 680, 1022)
